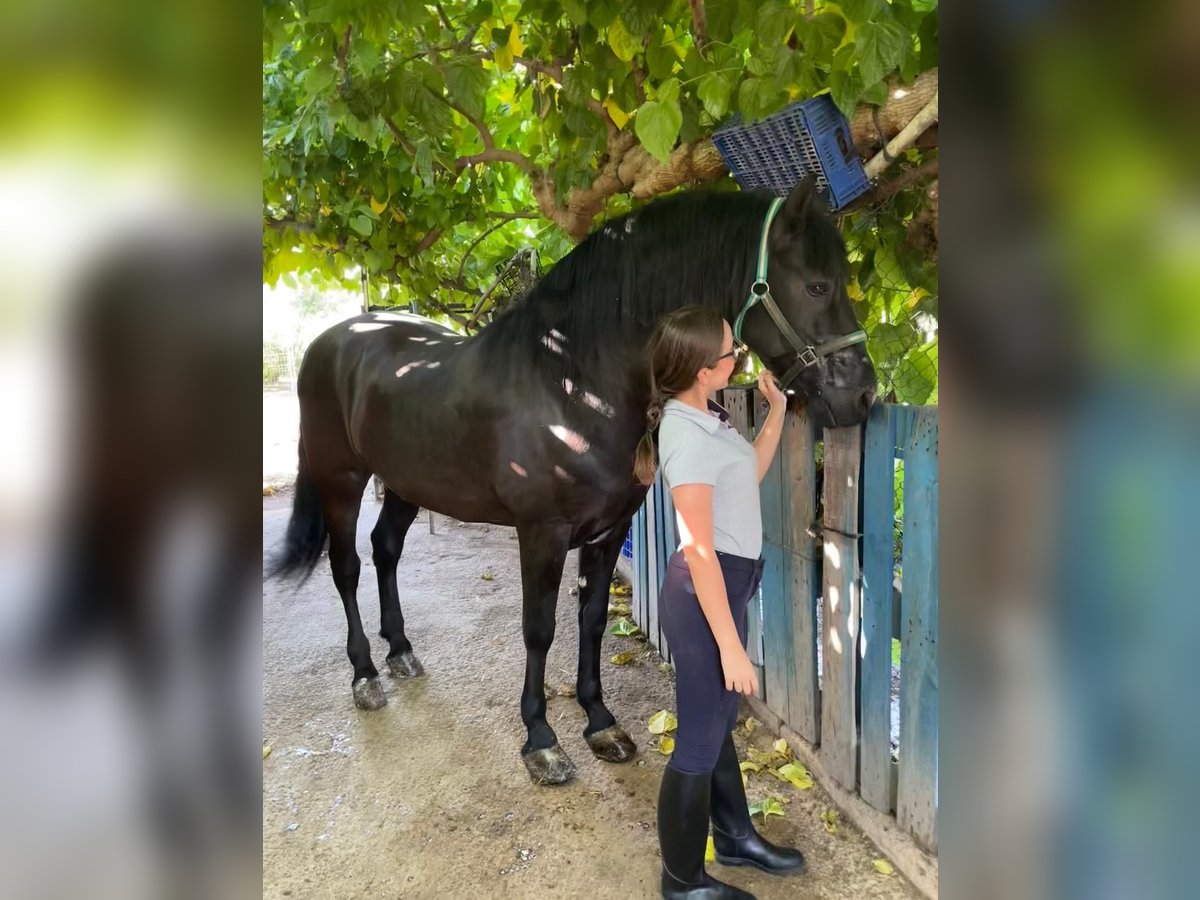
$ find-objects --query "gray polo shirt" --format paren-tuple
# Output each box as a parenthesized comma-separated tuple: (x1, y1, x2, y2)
(659, 398, 762, 559)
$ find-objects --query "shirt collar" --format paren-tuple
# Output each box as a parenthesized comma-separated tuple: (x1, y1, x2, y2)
(663, 397, 731, 434)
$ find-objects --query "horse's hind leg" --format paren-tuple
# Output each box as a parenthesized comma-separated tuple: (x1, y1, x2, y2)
(516, 521, 576, 785)
(371, 490, 424, 679)
(319, 468, 383, 710)
(577, 521, 638, 763)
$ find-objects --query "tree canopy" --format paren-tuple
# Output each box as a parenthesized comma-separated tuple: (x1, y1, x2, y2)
(263, 0, 939, 402)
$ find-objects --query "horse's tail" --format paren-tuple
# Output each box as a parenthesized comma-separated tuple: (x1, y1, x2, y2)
(267, 434, 326, 583)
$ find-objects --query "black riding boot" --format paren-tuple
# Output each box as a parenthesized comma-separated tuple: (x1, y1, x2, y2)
(657, 765, 756, 900)
(710, 733, 806, 875)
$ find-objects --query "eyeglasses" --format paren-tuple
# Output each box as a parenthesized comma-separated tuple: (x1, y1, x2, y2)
(710, 341, 749, 367)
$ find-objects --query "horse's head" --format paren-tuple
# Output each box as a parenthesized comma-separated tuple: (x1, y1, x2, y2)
(739, 177, 877, 429)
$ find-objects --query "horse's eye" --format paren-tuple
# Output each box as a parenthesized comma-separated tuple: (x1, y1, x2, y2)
(806, 282, 830, 298)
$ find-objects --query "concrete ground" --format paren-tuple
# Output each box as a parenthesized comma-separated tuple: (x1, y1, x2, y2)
(263, 493, 921, 900)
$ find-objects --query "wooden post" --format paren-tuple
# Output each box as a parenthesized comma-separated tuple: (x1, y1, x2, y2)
(723, 391, 765, 690)
(897, 408, 938, 852)
(820, 425, 862, 791)
(782, 409, 821, 744)
(861, 404, 897, 812)
(758, 393, 788, 718)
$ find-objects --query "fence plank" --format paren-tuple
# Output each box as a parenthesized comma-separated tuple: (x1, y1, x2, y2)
(632, 507, 647, 634)
(724, 392, 764, 682)
(746, 396, 765, 676)
(646, 478, 662, 657)
(898, 407, 938, 852)
(758, 391, 786, 711)
(820, 425, 862, 791)
(861, 404, 898, 813)
(779, 409, 820, 743)
(658, 482, 675, 663)
(760, 539, 789, 714)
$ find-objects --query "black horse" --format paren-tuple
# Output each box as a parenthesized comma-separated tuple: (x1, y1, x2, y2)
(271, 178, 876, 784)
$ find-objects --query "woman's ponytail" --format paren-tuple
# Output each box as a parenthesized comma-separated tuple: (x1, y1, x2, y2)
(633, 391, 665, 486)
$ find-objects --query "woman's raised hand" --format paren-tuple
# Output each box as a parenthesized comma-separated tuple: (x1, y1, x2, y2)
(757, 369, 787, 412)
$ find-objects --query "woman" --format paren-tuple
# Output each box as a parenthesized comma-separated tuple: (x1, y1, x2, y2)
(634, 307, 806, 900)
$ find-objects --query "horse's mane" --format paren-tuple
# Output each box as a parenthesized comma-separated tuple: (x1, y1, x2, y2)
(471, 188, 844, 403)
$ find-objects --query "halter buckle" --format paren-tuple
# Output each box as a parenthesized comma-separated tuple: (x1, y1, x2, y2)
(798, 347, 819, 368)
(750, 281, 770, 299)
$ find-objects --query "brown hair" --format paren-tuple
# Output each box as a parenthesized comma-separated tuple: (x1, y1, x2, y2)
(633, 306, 725, 485)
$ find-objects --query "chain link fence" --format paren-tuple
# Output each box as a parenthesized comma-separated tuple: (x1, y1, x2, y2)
(263, 340, 302, 392)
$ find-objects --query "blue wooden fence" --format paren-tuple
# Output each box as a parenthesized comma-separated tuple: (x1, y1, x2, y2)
(630, 398, 938, 854)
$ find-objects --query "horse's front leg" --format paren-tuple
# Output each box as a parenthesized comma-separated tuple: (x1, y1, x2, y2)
(577, 521, 638, 763)
(516, 521, 576, 785)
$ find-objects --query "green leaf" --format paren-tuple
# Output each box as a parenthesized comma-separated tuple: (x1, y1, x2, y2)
(563, 0, 589, 27)
(862, 79, 888, 106)
(829, 68, 863, 121)
(635, 98, 682, 162)
(413, 141, 434, 188)
(610, 616, 640, 636)
(873, 858, 896, 877)
(756, 1, 797, 47)
(736, 77, 783, 122)
(821, 807, 840, 833)
(775, 762, 814, 790)
(444, 58, 488, 121)
(918, 10, 939, 72)
(838, 0, 885, 24)
(648, 709, 678, 734)
(350, 215, 373, 237)
(749, 796, 786, 820)
(562, 67, 592, 107)
(646, 28, 678, 79)
(656, 77, 681, 106)
(795, 12, 846, 61)
(620, 0, 659, 38)
(856, 21, 907, 87)
(301, 65, 336, 100)
(607, 17, 640, 63)
(892, 339, 938, 405)
(698, 71, 735, 120)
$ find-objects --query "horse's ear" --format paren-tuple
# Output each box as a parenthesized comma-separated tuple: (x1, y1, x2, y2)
(780, 174, 818, 233)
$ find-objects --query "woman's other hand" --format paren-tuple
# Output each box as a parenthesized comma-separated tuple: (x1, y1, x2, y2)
(720, 644, 760, 696)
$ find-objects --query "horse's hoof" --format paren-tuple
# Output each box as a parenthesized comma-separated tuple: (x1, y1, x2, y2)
(352, 677, 387, 710)
(522, 744, 577, 785)
(585, 724, 638, 763)
(387, 651, 425, 678)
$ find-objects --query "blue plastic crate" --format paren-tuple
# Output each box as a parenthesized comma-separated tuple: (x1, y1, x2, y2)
(620, 526, 633, 560)
(711, 94, 869, 210)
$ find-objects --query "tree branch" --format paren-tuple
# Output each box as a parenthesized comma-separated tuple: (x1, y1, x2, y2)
(335, 26, 352, 93)
(414, 228, 444, 255)
(841, 158, 939, 213)
(265, 218, 316, 233)
(436, 92, 539, 175)
(455, 147, 537, 174)
(454, 213, 540, 283)
(689, 0, 709, 57)
(863, 91, 938, 179)
(511, 56, 617, 134)
(632, 65, 647, 105)
(434, 3, 453, 31)
(382, 115, 419, 156)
